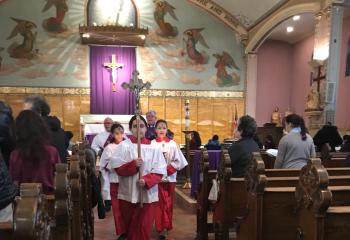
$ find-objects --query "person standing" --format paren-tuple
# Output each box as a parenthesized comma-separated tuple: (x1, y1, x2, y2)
(23, 95, 68, 163)
(10, 110, 61, 194)
(99, 123, 126, 239)
(108, 115, 166, 240)
(152, 119, 188, 239)
(91, 117, 114, 157)
(274, 114, 316, 169)
(145, 110, 157, 140)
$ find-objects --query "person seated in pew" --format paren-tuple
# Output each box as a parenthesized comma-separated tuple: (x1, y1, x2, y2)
(263, 134, 276, 149)
(205, 134, 221, 150)
(0, 101, 15, 169)
(228, 115, 260, 177)
(340, 135, 350, 152)
(0, 153, 17, 223)
(313, 122, 343, 152)
(274, 114, 315, 169)
(9, 110, 61, 194)
(100, 123, 126, 239)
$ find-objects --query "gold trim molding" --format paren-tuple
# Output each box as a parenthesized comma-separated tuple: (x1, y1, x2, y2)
(0, 87, 90, 95)
(141, 90, 244, 98)
(0, 87, 244, 98)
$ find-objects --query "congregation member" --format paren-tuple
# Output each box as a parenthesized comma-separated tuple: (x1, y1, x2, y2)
(99, 123, 126, 239)
(0, 101, 15, 168)
(263, 134, 276, 149)
(108, 115, 166, 240)
(23, 95, 69, 163)
(274, 114, 315, 169)
(10, 110, 61, 194)
(91, 117, 114, 157)
(152, 119, 188, 240)
(341, 135, 350, 152)
(205, 134, 221, 150)
(190, 131, 202, 150)
(0, 153, 17, 223)
(313, 122, 343, 152)
(228, 115, 260, 177)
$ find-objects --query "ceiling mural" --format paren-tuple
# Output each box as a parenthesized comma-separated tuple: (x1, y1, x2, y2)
(212, 0, 287, 28)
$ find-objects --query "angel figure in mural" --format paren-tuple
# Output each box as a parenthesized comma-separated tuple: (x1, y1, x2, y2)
(42, 0, 68, 33)
(154, 0, 178, 37)
(213, 51, 240, 87)
(0, 47, 4, 71)
(182, 28, 209, 64)
(7, 17, 37, 59)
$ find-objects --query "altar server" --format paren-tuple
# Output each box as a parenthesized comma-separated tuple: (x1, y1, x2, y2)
(108, 115, 166, 240)
(152, 119, 188, 239)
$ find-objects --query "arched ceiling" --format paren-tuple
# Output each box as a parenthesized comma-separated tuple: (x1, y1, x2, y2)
(212, 0, 288, 28)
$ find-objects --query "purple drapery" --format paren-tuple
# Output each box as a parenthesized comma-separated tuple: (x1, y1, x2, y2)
(90, 46, 136, 114)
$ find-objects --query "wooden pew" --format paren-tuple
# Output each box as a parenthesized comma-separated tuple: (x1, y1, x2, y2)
(236, 158, 350, 240)
(0, 183, 51, 240)
(295, 160, 350, 240)
(320, 143, 350, 168)
(214, 152, 350, 240)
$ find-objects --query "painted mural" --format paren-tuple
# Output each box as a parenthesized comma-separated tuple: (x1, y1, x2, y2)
(0, 0, 246, 91)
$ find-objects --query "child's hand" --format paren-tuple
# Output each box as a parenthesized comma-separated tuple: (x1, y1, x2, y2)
(138, 179, 146, 187)
(134, 158, 143, 167)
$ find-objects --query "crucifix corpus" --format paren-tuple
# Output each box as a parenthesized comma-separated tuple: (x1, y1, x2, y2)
(122, 70, 151, 207)
(104, 54, 124, 92)
(313, 65, 326, 92)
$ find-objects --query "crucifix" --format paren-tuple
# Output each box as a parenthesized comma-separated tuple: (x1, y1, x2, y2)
(313, 65, 326, 92)
(104, 54, 124, 92)
(122, 70, 151, 207)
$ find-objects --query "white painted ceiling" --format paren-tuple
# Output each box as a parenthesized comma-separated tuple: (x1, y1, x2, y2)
(212, 0, 287, 28)
(267, 13, 315, 44)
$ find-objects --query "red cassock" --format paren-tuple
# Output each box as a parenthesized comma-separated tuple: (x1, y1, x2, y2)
(110, 183, 125, 235)
(155, 165, 177, 232)
(115, 148, 164, 240)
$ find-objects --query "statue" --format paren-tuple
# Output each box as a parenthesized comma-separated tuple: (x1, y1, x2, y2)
(271, 107, 282, 126)
(306, 88, 321, 111)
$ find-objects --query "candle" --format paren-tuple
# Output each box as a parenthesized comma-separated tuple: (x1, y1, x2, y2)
(185, 99, 190, 130)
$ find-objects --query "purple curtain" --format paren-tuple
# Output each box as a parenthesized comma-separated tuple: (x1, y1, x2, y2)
(90, 46, 136, 114)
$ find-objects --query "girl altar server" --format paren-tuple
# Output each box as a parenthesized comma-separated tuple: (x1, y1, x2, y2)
(99, 123, 126, 239)
(152, 119, 188, 239)
(108, 115, 166, 240)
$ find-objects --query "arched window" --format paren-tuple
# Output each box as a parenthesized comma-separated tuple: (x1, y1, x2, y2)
(87, 0, 137, 27)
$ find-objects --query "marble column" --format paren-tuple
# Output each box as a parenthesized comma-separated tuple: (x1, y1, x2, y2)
(246, 53, 258, 118)
(325, 2, 344, 123)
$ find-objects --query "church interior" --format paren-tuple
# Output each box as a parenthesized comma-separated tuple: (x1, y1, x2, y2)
(1, 0, 350, 239)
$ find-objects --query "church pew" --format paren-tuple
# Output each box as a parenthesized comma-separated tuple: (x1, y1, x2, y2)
(0, 183, 51, 240)
(295, 159, 350, 240)
(236, 158, 350, 240)
(196, 149, 230, 240)
(320, 143, 350, 168)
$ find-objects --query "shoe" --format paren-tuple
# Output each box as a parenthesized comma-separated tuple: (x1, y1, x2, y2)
(104, 200, 111, 212)
(117, 234, 127, 240)
(159, 235, 166, 240)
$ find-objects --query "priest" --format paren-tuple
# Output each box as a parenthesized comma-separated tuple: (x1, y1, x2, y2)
(91, 117, 114, 157)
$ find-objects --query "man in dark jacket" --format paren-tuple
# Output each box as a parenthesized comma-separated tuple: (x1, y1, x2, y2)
(0, 154, 17, 222)
(229, 115, 260, 177)
(24, 95, 68, 162)
(313, 122, 343, 152)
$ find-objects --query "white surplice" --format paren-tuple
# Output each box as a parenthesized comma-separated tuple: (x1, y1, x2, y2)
(151, 139, 188, 182)
(91, 131, 110, 155)
(99, 141, 125, 201)
(108, 140, 167, 204)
